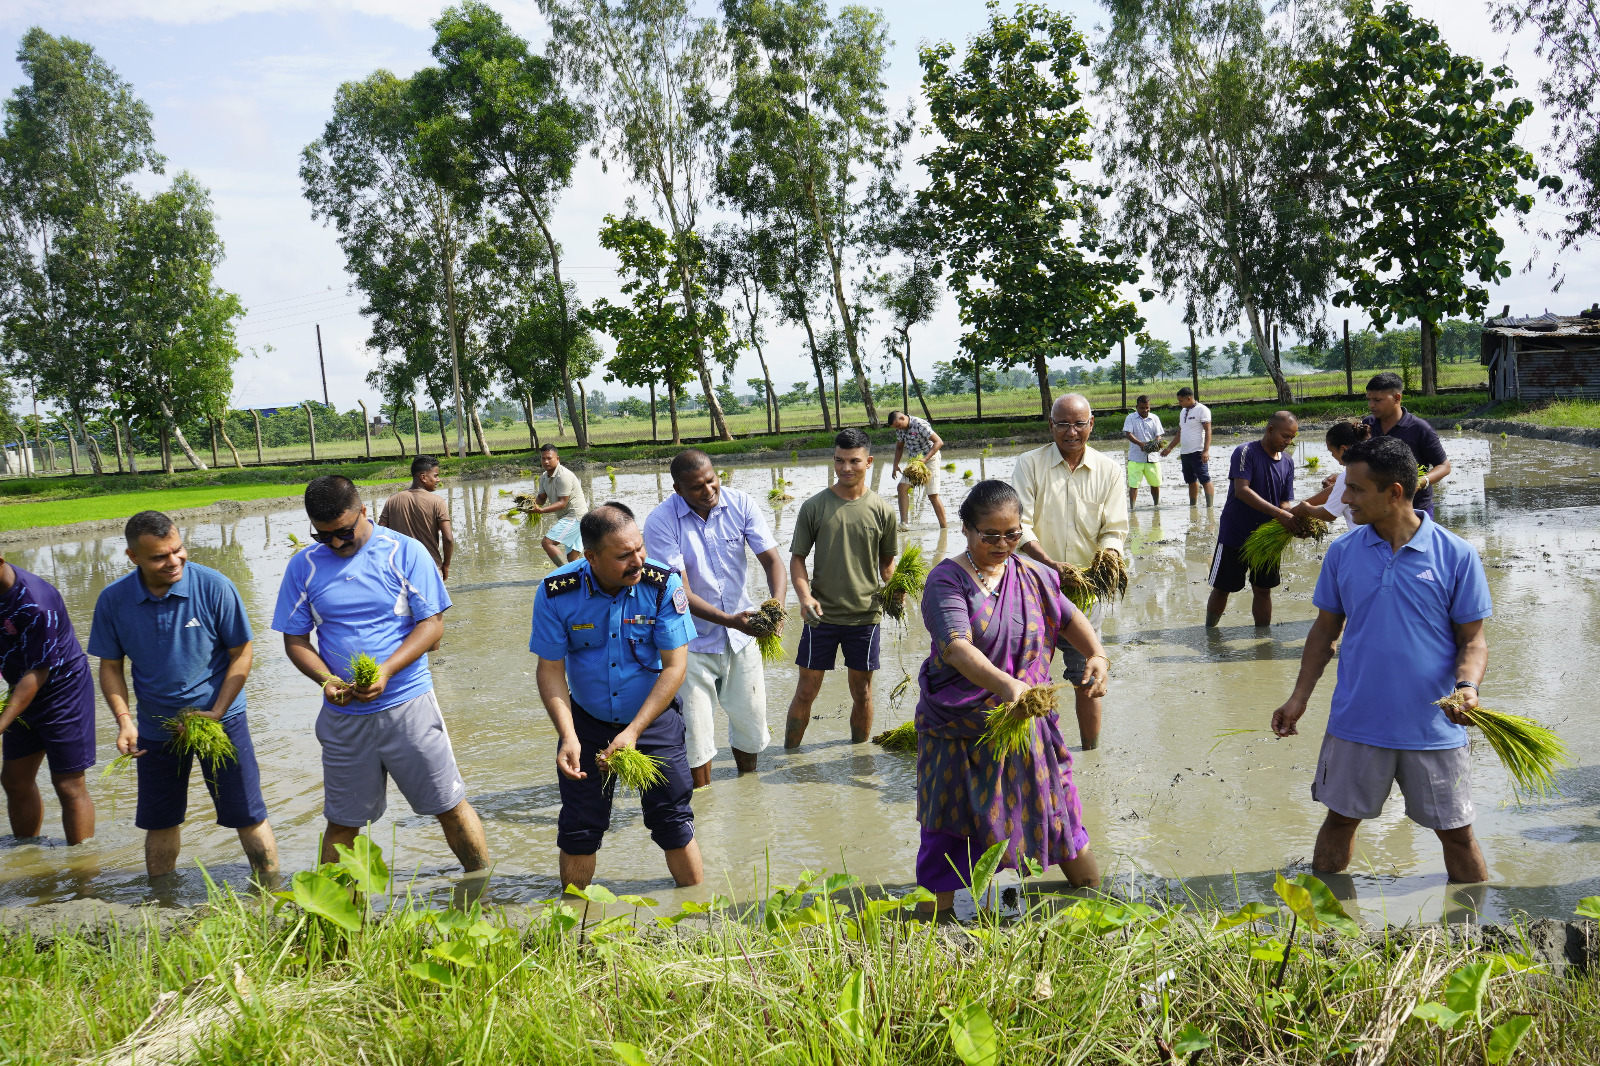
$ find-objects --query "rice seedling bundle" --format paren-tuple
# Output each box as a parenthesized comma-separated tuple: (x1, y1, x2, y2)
(981, 683, 1066, 757)
(902, 457, 931, 487)
(1084, 549, 1130, 601)
(962, 469, 974, 480)
(162, 710, 237, 767)
(101, 752, 135, 779)
(1305, 456, 1321, 471)
(604, 747, 667, 793)
(942, 462, 956, 472)
(747, 598, 787, 662)
(768, 479, 793, 503)
(1058, 564, 1096, 614)
(1237, 517, 1330, 573)
(871, 721, 917, 753)
(1436, 692, 1568, 800)
(882, 546, 929, 621)
(349, 653, 382, 688)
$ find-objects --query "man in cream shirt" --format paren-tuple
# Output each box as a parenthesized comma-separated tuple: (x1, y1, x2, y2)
(1013, 393, 1128, 750)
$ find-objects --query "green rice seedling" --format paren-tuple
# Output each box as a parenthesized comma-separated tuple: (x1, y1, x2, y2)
(1417, 463, 1429, 489)
(746, 598, 786, 661)
(100, 752, 135, 779)
(889, 670, 913, 707)
(962, 469, 974, 480)
(162, 710, 237, 768)
(1085, 549, 1130, 600)
(790, 448, 799, 460)
(1437, 691, 1568, 800)
(287, 533, 309, 555)
(1059, 564, 1096, 614)
(902, 457, 931, 487)
(943, 462, 956, 471)
(753, 631, 783, 662)
(882, 546, 929, 621)
(768, 479, 793, 503)
(1237, 517, 1330, 573)
(871, 720, 917, 753)
(1305, 455, 1321, 471)
(349, 653, 382, 688)
(603, 746, 667, 793)
(981, 683, 1065, 757)
(498, 488, 511, 497)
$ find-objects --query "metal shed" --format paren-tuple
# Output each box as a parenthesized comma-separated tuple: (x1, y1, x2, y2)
(1481, 309, 1600, 401)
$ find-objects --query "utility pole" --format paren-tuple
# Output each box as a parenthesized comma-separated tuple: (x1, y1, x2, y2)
(1120, 338, 1128, 413)
(1343, 319, 1353, 397)
(316, 324, 330, 408)
(1189, 325, 1201, 400)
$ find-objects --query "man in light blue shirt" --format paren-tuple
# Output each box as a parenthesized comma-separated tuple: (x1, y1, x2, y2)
(642, 450, 786, 786)
(1270, 437, 1492, 884)
(531, 502, 699, 891)
(273, 475, 488, 874)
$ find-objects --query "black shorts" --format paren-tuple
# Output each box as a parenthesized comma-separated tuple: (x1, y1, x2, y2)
(1180, 452, 1212, 485)
(2, 705, 96, 776)
(1208, 541, 1280, 593)
(795, 622, 882, 672)
(558, 701, 695, 855)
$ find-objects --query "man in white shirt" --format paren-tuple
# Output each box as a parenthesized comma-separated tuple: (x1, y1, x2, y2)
(1121, 395, 1164, 509)
(1161, 387, 1214, 507)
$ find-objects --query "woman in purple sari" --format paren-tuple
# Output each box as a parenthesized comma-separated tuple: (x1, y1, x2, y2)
(914, 480, 1109, 913)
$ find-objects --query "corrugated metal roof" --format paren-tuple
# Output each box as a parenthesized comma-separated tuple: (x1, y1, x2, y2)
(1483, 311, 1600, 338)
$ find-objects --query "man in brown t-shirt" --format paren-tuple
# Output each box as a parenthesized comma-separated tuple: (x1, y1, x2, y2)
(377, 455, 454, 579)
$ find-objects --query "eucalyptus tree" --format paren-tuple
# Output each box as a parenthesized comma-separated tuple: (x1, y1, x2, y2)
(1301, 0, 1550, 393)
(921, 2, 1144, 419)
(539, 0, 734, 439)
(707, 219, 780, 433)
(721, 0, 911, 427)
(1095, 0, 1339, 404)
(302, 70, 475, 457)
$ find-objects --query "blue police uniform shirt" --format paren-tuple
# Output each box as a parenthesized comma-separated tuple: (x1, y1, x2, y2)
(88, 562, 253, 738)
(1312, 513, 1492, 750)
(528, 558, 694, 725)
(271, 527, 450, 715)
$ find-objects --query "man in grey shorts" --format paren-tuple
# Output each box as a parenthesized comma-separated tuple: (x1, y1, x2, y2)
(274, 475, 489, 871)
(1269, 437, 1491, 883)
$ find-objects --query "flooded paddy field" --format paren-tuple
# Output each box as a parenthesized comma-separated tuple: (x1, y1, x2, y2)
(1, 431, 1596, 927)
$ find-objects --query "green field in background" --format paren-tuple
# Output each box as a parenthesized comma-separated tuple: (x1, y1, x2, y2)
(0, 477, 409, 534)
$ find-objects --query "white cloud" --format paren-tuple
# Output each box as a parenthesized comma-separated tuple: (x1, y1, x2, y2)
(8, 0, 545, 33)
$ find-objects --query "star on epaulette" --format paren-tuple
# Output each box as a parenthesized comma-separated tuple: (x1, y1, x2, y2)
(638, 563, 671, 590)
(543, 572, 582, 596)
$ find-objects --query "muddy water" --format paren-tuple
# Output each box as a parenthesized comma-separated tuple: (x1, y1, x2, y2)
(1, 432, 1596, 926)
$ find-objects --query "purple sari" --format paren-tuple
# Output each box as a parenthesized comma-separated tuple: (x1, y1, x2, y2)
(913, 555, 1089, 892)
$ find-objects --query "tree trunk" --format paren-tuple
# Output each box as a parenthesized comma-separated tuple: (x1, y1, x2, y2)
(392, 404, 409, 456)
(1239, 295, 1290, 404)
(155, 397, 207, 470)
(900, 345, 909, 412)
(832, 364, 841, 427)
(667, 380, 681, 445)
(209, 419, 220, 468)
(65, 421, 80, 475)
(578, 384, 589, 444)
(434, 399, 449, 454)
(797, 303, 832, 431)
(125, 419, 139, 474)
(112, 419, 126, 473)
(251, 409, 263, 464)
(901, 328, 933, 422)
(440, 230, 468, 460)
(804, 184, 879, 426)
(559, 366, 586, 449)
(1120, 338, 1128, 412)
(411, 398, 422, 455)
(974, 353, 983, 421)
(471, 404, 492, 456)
(523, 392, 538, 450)
(554, 387, 565, 437)
(1420, 318, 1438, 395)
(217, 418, 243, 467)
(649, 382, 658, 441)
(160, 425, 172, 474)
(1189, 325, 1201, 400)
(670, 245, 732, 442)
(1032, 348, 1054, 418)
(359, 401, 372, 459)
(73, 413, 104, 474)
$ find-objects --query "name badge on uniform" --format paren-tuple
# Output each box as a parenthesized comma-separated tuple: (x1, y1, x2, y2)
(571, 623, 595, 630)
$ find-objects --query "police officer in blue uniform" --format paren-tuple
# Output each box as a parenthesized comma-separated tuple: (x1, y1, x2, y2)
(531, 502, 703, 891)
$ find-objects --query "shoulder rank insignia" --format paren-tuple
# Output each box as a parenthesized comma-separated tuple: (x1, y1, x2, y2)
(543, 572, 582, 596)
(638, 563, 672, 590)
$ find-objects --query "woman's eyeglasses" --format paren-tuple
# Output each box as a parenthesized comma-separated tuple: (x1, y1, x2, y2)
(309, 522, 360, 544)
(976, 529, 1024, 545)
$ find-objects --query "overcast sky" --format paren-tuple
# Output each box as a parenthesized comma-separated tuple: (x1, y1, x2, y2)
(2, 0, 1590, 412)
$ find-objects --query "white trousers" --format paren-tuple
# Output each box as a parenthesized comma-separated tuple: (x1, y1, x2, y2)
(681, 642, 771, 767)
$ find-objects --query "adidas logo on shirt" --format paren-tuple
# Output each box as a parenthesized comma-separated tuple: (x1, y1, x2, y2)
(1415, 569, 1436, 583)
(184, 618, 202, 627)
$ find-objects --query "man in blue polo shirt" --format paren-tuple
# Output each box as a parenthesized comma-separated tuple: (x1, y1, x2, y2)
(531, 502, 700, 891)
(90, 511, 278, 881)
(273, 475, 488, 872)
(1270, 436, 1491, 884)
(0, 549, 96, 845)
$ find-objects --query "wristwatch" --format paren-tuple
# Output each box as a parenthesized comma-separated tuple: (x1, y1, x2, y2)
(1454, 681, 1479, 691)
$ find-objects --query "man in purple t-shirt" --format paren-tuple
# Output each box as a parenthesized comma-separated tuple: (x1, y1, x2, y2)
(0, 551, 96, 844)
(1206, 411, 1302, 628)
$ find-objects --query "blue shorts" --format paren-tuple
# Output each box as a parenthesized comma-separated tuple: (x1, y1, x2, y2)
(558, 701, 695, 855)
(1180, 452, 1211, 484)
(135, 713, 270, 831)
(796, 622, 881, 672)
(2, 704, 96, 776)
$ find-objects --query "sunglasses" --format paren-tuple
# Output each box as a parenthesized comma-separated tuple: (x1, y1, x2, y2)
(975, 529, 1024, 545)
(309, 522, 360, 544)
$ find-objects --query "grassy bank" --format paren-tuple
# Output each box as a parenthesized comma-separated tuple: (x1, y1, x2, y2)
(0, 392, 1489, 534)
(1492, 398, 1600, 430)
(4, 852, 1596, 1065)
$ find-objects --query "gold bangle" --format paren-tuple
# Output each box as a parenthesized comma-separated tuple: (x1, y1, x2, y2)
(1086, 654, 1109, 666)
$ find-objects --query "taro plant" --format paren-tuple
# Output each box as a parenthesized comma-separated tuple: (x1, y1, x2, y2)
(1409, 955, 1543, 1065)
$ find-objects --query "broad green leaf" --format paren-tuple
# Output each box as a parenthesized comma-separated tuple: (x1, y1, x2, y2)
(465, 920, 511, 946)
(544, 904, 578, 935)
(1441, 962, 1492, 1021)
(1273, 872, 1312, 922)
(1576, 896, 1600, 920)
(1173, 1024, 1212, 1056)
(332, 835, 389, 895)
(569, 884, 618, 905)
(589, 914, 637, 941)
(291, 871, 361, 932)
(947, 1000, 998, 1066)
(427, 940, 480, 968)
(1213, 902, 1277, 932)
(970, 841, 1008, 902)
(1022, 856, 1045, 878)
(898, 887, 935, 905)
(611, 1043, 651, 1066)
(821, 873, 862, 897)
(1287, 874, 1360, 937)
(1486, 1016, 1533, 1064)
(1411, 1001, 1464, 1030)
(434, 909, 474, 933)
(407, 960, 459, 987)
(616, 894, 658, 908)
(1250, 939, 1288, 963)
(834, 970, 867, 1042)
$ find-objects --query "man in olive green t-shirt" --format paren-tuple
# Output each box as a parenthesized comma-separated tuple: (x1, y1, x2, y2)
(786, 428, 898, 749)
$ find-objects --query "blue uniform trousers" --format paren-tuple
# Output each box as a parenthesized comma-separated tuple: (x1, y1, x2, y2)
(557, 699, 695, 855)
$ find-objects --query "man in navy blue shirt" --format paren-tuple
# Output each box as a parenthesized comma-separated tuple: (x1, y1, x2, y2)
(531, 502, 700, 892)
(1206, 412, 1302, 627)
(0, 551, 96, 844)
(1362, 372, 1450, 517)
(1270, 437, 1491, 884)
(91, 511, 278, 882)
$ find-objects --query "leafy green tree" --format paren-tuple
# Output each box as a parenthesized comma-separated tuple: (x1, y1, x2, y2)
(868, 204, 939, 421)
(1135, 339, 1183, 382)
(539, 0, 735, 440)
(921, 2, 1146, 419)
(1300, 0, 1554, 394)
(1490, 0, 1598, 260)
(1095, 0, 1340, 405)
(707, 219, 780, 432)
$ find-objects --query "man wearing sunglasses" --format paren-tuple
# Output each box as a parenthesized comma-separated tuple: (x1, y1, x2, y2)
(273, 475, 489, 875)
(1012, 393, 1129, 749)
